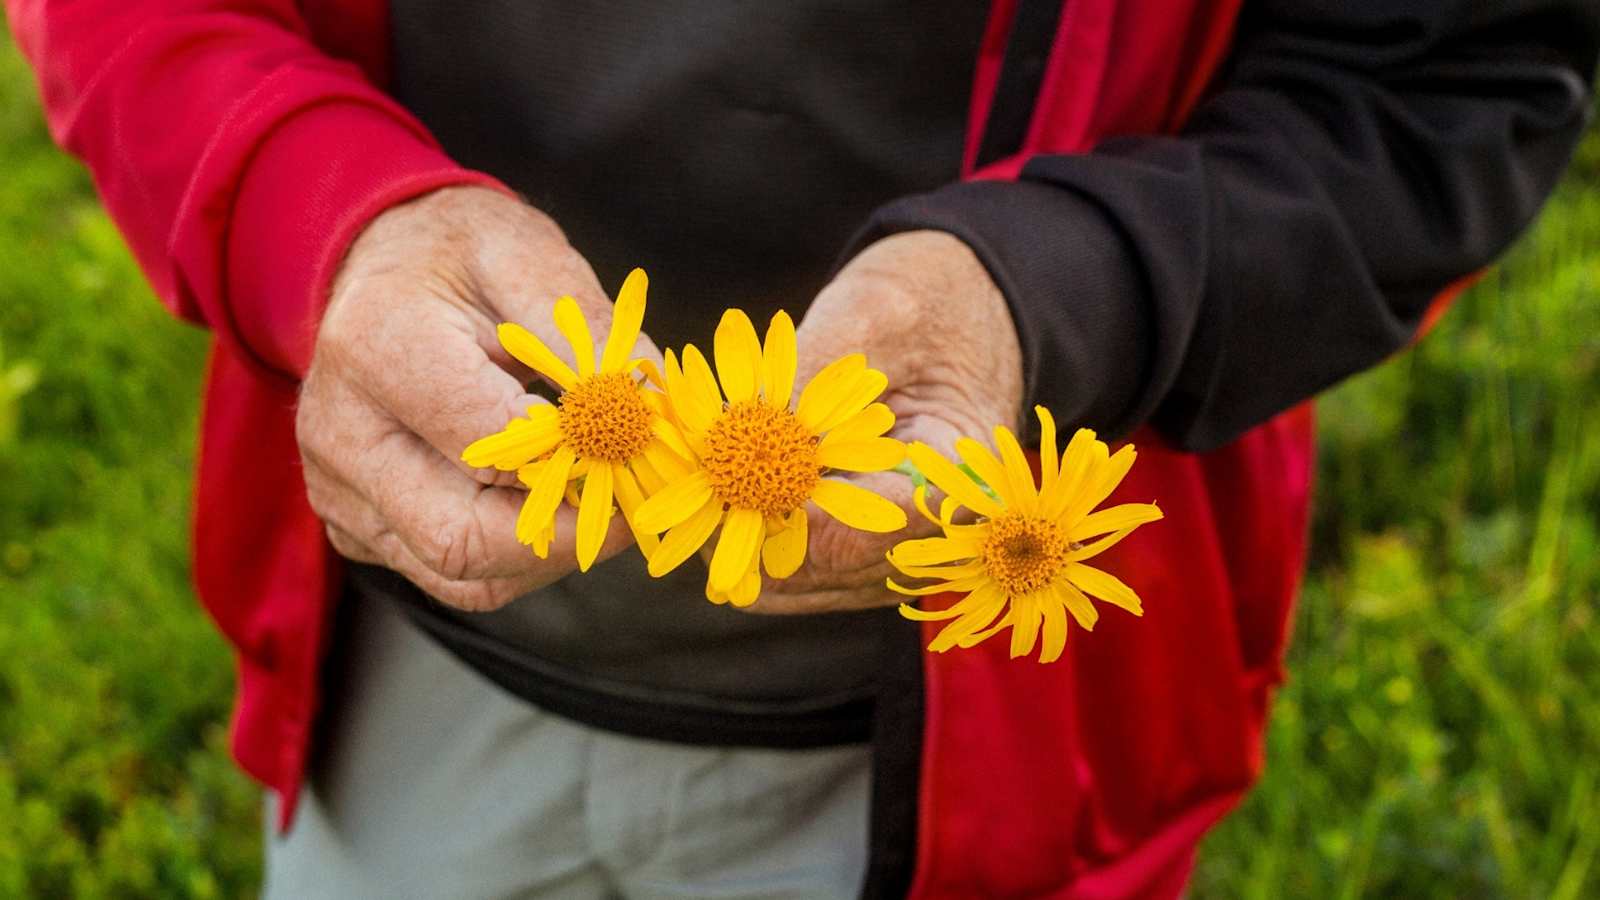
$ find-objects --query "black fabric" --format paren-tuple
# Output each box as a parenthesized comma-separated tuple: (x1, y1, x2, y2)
(854, 0, 1599, 450)
(364, 566, 877, 746)
(972, 0, 1066, 170)
(384, 0, 985, 746)
(860, 623, 927, 900)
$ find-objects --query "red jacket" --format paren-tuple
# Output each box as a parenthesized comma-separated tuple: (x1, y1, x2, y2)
(9, 0, 1310, 895)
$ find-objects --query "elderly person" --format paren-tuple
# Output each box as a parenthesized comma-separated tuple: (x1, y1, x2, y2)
(9, 0, 1596, 896)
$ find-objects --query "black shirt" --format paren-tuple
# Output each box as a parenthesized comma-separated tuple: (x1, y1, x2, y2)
(374, 0, 986, 744)
(366, 0, 1598, 746)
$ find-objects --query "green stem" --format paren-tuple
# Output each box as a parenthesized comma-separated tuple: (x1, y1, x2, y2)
(892, 458, 1000, 502)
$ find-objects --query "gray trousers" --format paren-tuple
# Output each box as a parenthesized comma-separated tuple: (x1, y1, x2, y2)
(263, 590, 872, 900)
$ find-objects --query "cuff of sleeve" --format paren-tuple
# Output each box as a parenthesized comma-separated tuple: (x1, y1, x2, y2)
(227, 100, 513, 381)
(843, 178, 1152, 439)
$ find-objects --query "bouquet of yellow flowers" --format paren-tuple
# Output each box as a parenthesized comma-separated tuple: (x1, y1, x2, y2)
(462, 269, 1161, 662)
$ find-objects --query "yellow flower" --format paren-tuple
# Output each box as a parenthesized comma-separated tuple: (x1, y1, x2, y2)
(887, 407, 1163, 662)
(460, 269, 688, 570)
(632, 308, 908, 606)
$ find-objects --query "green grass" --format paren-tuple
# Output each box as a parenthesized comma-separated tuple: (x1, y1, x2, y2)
(1191, 137, 1600, 897)
(0, 24, 257, 898)
(1, 20, 1596, 899)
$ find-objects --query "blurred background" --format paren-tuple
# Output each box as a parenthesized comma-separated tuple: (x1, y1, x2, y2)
(1, 19, 1597, 899)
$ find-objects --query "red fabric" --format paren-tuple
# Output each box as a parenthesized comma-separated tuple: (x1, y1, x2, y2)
(8, 0, 1322, 890)
(4, 0, 504, 829)
(911, 1, 1314, 896)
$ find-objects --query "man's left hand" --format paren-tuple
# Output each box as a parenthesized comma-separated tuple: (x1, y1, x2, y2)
(749, 230, 1024, 614)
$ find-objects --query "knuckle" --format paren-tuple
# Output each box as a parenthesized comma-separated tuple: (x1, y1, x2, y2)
(302, 475, 338, 521)
(325, 527, 363, 561)
(806, 520, 863, 577)
(414, 516, 488, 583)
(468, 465, 507, 487)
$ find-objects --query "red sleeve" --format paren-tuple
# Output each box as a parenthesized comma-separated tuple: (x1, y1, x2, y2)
(6, 0, 508, 380)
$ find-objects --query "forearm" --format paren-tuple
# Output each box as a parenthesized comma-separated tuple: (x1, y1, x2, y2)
(851, 0, 1598, 449)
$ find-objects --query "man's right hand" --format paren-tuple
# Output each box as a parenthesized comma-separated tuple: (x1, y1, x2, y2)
(297, 186, 635, 612)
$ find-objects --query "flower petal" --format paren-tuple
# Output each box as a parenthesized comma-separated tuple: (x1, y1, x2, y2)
(1066, 526, 1137, 562)
(611, 463, 658, 556)
(709, 507, 765, 592)
(809, 368, 888, 434)
(954, 438, 1014, 508)
(1057, 581, 1100, 630)
(646, 497, 722, 577)
(642, 439, 692, 482)
(762, 310, 798, 409)
(637, 357, 667, 391)
(1042, 429, 1104, 521)
(708, 552, 763, 607)
(911, 484, 943, 527)
(1065, 562, 1144, 615)
(906, 442, 1003, 520)
(515, 445, 576, 545)
(1038, 589, 1070, 662)
(714, 308, 763, 404)
(726, 565, 762, 607)
(820, 402, 895, 445)
(600, 268, 647, 373)
(811, 479, 907, 533)
(886, 560, 984, 581)
(575, 461, 614, 572)
(498, 323, 578, 391)
(553, 296, 596, 377)
(680, 344, 724, 417)
(761, 510, 808, 579)
(954, 609, 1014, 648)
(900, 582, 1000, 622)
(993, 424, 1040, 515)
(650, 417, 696, 465)
(888, 534, 984, 567)
(1008, 592, 1042, 659)
(1064, 445, 1138, 525)
(530, 520, 555, 559)
(816, 437, 906, 473)
(795, 354, 866, 431)
(461, 411, 563, 471)
(1070, 502, 1163, 541)
(887, 573, 988, 597)
(662, 350, 711, 436)
(927, 585, 1007, 651)
(1035, 406, 1059, 498)
(633, 469, 714, 534)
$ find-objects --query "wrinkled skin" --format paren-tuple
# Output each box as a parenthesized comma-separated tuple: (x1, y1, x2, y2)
(297, 186, 641, 612)
(751, 230, 1025, 614)
(299, 185, 1019, 617)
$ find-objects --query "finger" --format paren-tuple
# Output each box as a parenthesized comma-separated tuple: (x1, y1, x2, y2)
(329, 492, 564, 611)
(301, 374, 634, 583)
(316, 437, 638, 609)
(793, 266, 924, 396)
(324, 522, 381, 565)
(310, 459, 537, 610)
(475, 241, 670, 381)
(370, 428, 635, 582)
(322, 276, 555, 486)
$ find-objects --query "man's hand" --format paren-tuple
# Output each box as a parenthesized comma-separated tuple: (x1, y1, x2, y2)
(753, 230, 1024, 614)
(297, 186, 636, 612)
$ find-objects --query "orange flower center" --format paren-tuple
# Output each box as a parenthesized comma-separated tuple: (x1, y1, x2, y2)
(983, 513, 1070, 596)
(557, 371, 654, 462)
(702, 401, 820, 517)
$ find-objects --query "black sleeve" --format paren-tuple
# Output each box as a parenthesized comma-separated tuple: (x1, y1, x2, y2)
(850, 0, 1598, 451)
